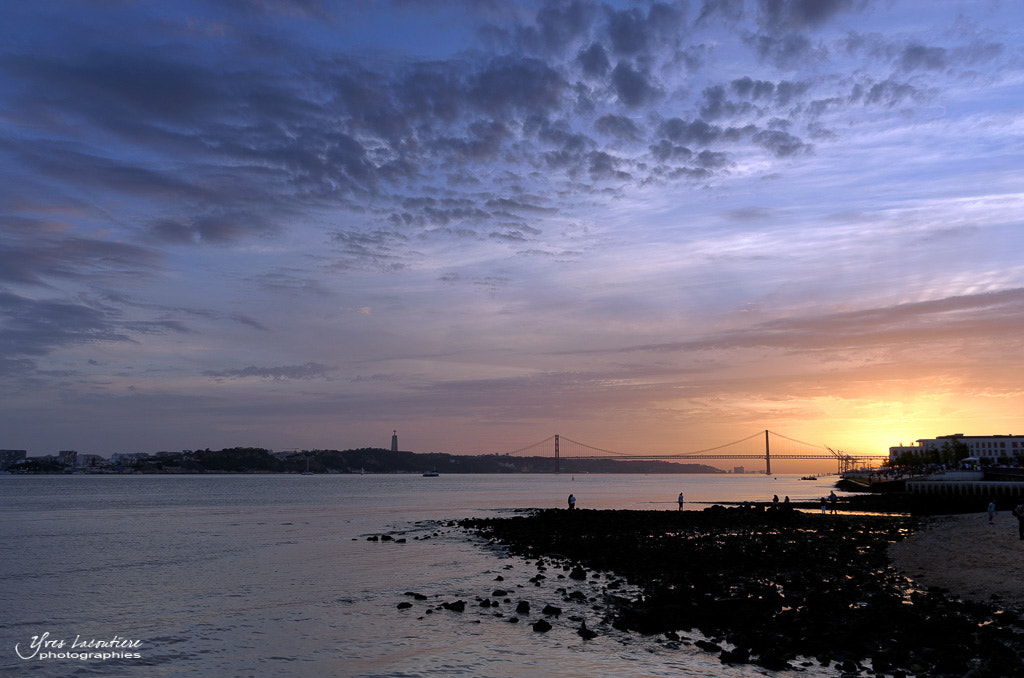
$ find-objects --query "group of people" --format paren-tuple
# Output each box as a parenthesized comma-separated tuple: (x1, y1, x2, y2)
(566, 491, 687, 510)
(819, 491, 838, 514)
(565, 492, 1024, 535)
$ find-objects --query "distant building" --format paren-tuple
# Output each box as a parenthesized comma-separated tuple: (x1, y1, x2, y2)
(732, 466, 745, 474)
(59, 450, 78, 467)
(78, 454, 105, 468)
(391, 430, 398, 453)
(1, 450, 27, 470)
(110, 452, 150, 465)
(890, 434, 1024, 463)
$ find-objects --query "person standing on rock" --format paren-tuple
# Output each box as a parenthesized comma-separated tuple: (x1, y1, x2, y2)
(567, 493, 576, 510)
(820, 497, 827, 515)
(1013, 500, 1024, 540)
(677, 492, 684, 511)
(828, 491, 838, 514)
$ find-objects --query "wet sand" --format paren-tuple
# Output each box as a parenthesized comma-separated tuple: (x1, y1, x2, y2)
(889, 511, 1024, 610)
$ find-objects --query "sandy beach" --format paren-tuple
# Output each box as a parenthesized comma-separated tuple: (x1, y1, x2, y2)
(889, 511, 1024, 610)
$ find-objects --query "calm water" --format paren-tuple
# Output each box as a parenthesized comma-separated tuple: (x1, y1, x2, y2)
(0, 474, 849, 677)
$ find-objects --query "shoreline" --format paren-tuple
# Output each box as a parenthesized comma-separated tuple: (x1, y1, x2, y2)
(459, 507, 1024, 676)
(889, 512, 1024, 610)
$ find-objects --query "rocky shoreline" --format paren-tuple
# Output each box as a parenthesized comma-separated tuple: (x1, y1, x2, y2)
(457, 507, 1024, 677)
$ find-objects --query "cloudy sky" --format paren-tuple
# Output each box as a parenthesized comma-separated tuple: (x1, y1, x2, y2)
(2, 0, 1023, 465)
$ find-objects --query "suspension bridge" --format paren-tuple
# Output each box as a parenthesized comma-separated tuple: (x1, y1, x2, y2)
(498, 430, 888, 474)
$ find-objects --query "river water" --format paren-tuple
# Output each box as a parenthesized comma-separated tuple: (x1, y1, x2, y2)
(0, 473, 850, 677)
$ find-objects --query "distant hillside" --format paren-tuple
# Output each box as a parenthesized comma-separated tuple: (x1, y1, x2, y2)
(121, 447, 725, 474)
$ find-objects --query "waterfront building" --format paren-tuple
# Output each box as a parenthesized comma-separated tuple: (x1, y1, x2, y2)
(58, 450, 78, 467)
(890, 434, 1024, 464)
(78, 454, 105, 468)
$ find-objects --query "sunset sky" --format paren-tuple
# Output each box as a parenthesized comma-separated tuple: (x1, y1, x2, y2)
(3, 0, 1023, 468)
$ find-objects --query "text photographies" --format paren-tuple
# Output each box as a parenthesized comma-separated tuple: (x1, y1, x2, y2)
(15, 632, 142, 661)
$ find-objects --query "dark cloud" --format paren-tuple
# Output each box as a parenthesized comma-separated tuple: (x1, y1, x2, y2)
(753, 129, 810, 157)
(748, 33, 823, 68)
(594, 114, 640, 141)
(899, 44, 947, 72)
(696, 0, 744, 25)
(611, 61, 661, 107)
(151, 211, 279, 245)
(0, 291, 132, 358)
(468, 56, 566, 116)
(532, 0, 596, 54)
(0, 233, 162, 286)
(699, 84, 756, 120)
(203, 362, 336, 381)
(606, 7, 650, 56)
(857, 78, 922, 107)
(660, 118, 720, 146)
(694, 149, 729, 169)
(731, 76, 776, 100)
(756, 0, 857, 31)
(577, 42, 610, 77)
(1, 50, 225, 126)
(612, 289, 1024, 357)
(649, 140, 693, 162)
(587, 151, 630, 181)
(604, 2, 688, 57)
(330, 229, 410, 271)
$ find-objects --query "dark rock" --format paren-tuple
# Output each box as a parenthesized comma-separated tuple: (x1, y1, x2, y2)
(396, 602, 412, 610)
(719, 647, 749, 664)
(542, 604, 562, 617)
(442, 600, 466, 612)
(569, 567, 587, 580)
(532, 619, 552, 632)
(757, 650, 790, 672)
(492, 589, 508, 597)
(577, 621, 597, 640)
(457, 508, 1024, 677)
(516, 601, 530, 614)
(695, 640, 721, 653)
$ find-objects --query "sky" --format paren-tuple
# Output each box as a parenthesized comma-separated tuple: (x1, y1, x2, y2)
(2, 0, 1024, 469)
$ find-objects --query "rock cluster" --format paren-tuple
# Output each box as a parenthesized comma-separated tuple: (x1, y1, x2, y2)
(456, 507, 1024, 677)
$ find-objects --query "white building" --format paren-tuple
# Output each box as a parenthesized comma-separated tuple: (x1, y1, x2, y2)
(890, 434, 1024, 463)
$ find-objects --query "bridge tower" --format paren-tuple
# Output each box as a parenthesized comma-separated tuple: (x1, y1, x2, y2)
(554, 434, 560, 473)
(764, 429, 771, 475)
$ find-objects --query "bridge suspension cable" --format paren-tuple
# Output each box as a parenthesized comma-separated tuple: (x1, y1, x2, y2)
(501, 435, 555, 456)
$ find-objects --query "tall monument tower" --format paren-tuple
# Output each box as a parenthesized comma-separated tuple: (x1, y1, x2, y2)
(391, 430, 398, 453)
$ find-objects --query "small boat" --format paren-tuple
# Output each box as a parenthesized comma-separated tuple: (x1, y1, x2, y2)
(799, 475, 817, 481)
(422, 469, 439, 477)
